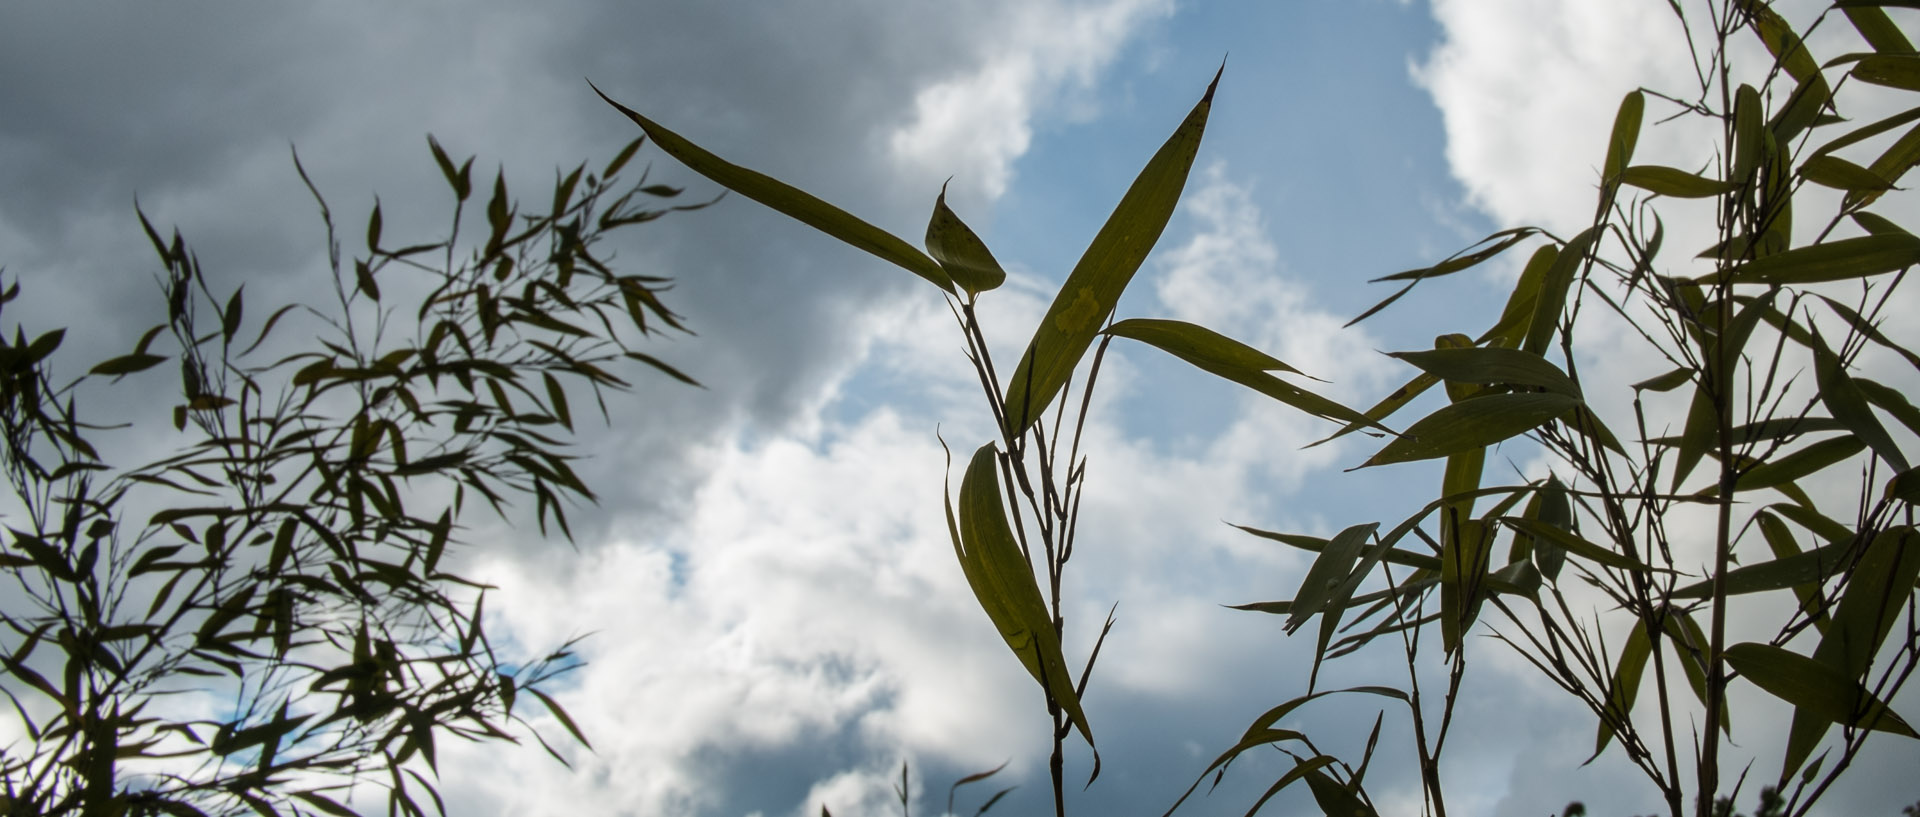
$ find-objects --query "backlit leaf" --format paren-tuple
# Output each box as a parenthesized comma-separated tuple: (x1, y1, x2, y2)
(925, 181, 1006, 296)
(1003, 66, 1221, 433)
(948, 443, 1093, 746)
(1359, 392, 1578, 468)
(1722, 234, 1920, 285)
(1811, 327, 1908, 471)
(1622, 165, 1736, 198)
(1389, 346, 1580, 397)
(591, 82, 952, 292)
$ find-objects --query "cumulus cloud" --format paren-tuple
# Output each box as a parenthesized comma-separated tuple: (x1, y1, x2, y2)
(885, 0, 1175, 204)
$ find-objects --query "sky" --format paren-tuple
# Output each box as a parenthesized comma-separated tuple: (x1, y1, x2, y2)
(2, 2, 1917, 816)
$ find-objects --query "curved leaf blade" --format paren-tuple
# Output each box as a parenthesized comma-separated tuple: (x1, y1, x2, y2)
(1359, 392, 1578, 468)
(591, 82, 952, 292)
(1003, 66, 1222, 433)
(926, 181, 1006, 296)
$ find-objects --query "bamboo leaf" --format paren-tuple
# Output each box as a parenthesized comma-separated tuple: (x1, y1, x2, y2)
(949, 443, 1094, 746)
(1389, 346, 1580, 397)
(590, 82, 952, 292)
(1359, 392, 1578, 468)
(1811, 327, 1908, 472)
(1109, 319, 1380, 430)
(925, 181, 1006, 296)
(1500, 517, 1656, 573)
(1002, 66, 1222, 433)
(1722, 234, 1920, 285)
(1592, 619, 1653, 761)
(1853, 54, 1920, 91)
(1603, 91, 1645, 186)
(1798, 155, 1896, 192)
(1728, 642, 1918, 740)
(1622, 165, 1737, 198)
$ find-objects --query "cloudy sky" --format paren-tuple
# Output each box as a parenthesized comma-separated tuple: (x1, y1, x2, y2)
(4, 1, 1917, 816)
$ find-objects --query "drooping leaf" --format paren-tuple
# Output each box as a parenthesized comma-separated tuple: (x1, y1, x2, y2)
(1592, 618, 1653, 761)
(591, 82, 953, 292)
(1002, 66, 1222, 434)
(1811, 327, 1908, 472)
(1108, 318, 1380, 430)
(947, 443, 1093, 746)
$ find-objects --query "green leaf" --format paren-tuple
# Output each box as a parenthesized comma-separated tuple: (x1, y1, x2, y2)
(1592, 619, 1652, 761)
(1524, 228, 1596, 355)
(527, 687, 593, 750)
(1722, 234, 1920, 285)
(1670, 538, 1855, 599)
(292, 791, 360, 817)
(1359, 392, 1578, 468)
(1621, 165, 1736, 198)
(1798, 155, 1895, 192)
(1842, 6, 1916, 53)
(1603, 91, 1645, 185)
(1728, 642, 1917, 738)
(590, 82, 952, 292)
(1725, 436, 1866, 494)
(1106, 318, 1305, 376)
(925, 181, 1006, 296)
(1633, 367, 1693, 393)
(1302, 763, 1377, 817)
(1002, 66, 1222, 433)
(602, 135, 644, 178)
(1285, 523, 1378, 634)
(90, 353, 168, 377)
(1811, 327, 1908, 472)
(1107, 318, 1380, 430)
(366, 199, 383, 252)
(1853, 54, 1920, 91)
(1389, 346, 1580, 397)
(1233, 524, 1441, 572)
(1499, 517, 1656, 573)
(427, 134, 472, 201)
(947, 443, 1094, 747)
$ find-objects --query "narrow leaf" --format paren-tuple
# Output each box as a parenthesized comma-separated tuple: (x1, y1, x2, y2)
(1002, 66, 1222, 433)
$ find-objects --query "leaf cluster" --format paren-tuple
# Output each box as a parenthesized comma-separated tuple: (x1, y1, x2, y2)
(0, 135, 697, 816)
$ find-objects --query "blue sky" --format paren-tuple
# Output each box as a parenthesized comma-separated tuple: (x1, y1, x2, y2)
(3, 2, 1917, 816)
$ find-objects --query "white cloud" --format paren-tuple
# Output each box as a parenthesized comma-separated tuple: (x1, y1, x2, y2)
(886, 0, 1175, 204)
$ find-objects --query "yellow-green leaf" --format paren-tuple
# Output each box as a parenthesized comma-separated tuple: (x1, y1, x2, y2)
(925, 181, 1005, 296)
(591, 82, 952, 292)
(1500, 516, 1656, 573)
(1853, 54, 1920, 91)
(1722, 234, 1920, 285)
(1002, 66, 1221, 434)
(1359, 392, 1577, 468)
(1603, 91, 1645, 185)
(1592, 618, 1653, 760)
(1389, 347, 1580, 397)
(1798, 155, 1895, 192)
(948, 443, 1093, 746)
(1621, 165, 1737, 198)
(1811, 327, 1908, 472)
